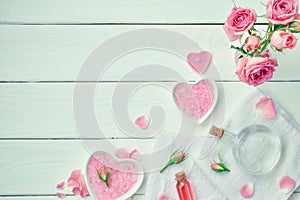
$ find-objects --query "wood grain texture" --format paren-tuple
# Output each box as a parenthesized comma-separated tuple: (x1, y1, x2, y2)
(1, 25, 300, 81)
(0, 139, 155, 195)
(0, 139, 299, 196)
(0, 0, 267, 24)
(0, 82, 299, 139)
(0, 196, 144, 200)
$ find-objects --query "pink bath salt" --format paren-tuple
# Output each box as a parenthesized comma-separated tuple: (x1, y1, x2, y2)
(279, 175, 295, 194)
(240, 182, 254, 198)
(255, 98, 276, 118)
(56, 181, 65, 189)
(87, 155, 140, 200)
(174, 80, 216, 120)
(135, 115, 150, 129)
(159, 193, 170, 200)
(56, 192, 67, 199)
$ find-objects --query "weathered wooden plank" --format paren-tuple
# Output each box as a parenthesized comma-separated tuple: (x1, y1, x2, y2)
(0, 139, 154, 195)
(0, 0, 266, 24)
(0, 139, 299, 196)
(0, 25, 299, 81)
(0, 82, 299, 139)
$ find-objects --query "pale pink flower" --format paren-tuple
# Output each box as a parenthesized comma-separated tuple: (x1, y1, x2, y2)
(245, 36, 260, 51)
(271, 30, 297, 50)
(236, 52, 278, 86)
(160, 150, 187, 173)
(224, 7, 257, 41)
(267, 0, 299, 24)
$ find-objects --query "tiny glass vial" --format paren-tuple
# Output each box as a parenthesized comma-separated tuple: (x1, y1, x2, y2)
(175, 172, 195, 200)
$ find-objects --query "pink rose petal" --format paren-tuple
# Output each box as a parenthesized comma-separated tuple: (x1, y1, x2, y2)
(80, 184, 89, 198)
(70, 169, 82, 178)
(67, 177, 79, 188)
(115, 147, 130, 159)
(56, 192, 67, 199)
(135, 115, 150, 129)
(56, 181, 65, 189)
(129, 149, 142, 161)
(279, 175, 295, 194)
(159, 193, 170, 200)
(255, 97, 276, 118)
(115, 147, 142, 161)
(72, 187, 81, 195)
(240, 182, 254, 198)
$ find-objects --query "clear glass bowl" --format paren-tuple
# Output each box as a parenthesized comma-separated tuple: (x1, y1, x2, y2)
(232, 125, 282, 174)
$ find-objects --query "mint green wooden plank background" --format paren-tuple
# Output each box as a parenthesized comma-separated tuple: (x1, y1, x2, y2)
(1, 0, 300, 199)
(0, 0, 266, 24)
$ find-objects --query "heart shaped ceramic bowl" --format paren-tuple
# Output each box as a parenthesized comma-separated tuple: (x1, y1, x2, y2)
(86, 151, 144, 200)
(173, 79, 218, 124)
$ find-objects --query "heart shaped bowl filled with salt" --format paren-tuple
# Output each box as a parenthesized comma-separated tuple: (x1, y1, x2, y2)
(86, 151, 144, 200)
(173, 79, 218, 124)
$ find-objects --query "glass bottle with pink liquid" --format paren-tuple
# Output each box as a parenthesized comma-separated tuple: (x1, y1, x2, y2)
(175, 172, 195, 200)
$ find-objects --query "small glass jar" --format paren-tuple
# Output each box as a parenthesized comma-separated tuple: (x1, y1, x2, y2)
(175, 172, 195, 200)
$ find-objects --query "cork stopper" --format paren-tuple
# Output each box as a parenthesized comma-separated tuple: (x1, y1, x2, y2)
(175, 172, 186, 182)
(209, 125, 224, 138)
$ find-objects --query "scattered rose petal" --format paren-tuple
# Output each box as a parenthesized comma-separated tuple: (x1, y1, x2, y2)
(70, 169, 81, 178)
(56, 192, 67, 199)
(279, 175, 295, 194)
(115, 147, 142, 161)
(72, 187, 81, 195)
(80, 184, 89, 198)
(240, 182, 254, 198)
(129, 149, 142, 161)
(56, 181, 65, 189)
(159, 193, 170, 200)
(67, 177, 79, 188)
(115, 147, 130, 159)
(255, 97, 276, 118)
(135, 115, 150, 129)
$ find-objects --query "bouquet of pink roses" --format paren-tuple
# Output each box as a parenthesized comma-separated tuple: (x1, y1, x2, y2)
(224, 0, 300, 86)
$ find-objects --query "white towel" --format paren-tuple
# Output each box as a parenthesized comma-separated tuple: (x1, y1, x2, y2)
(145, 89, 300, 200)
(145, 131, 226, 200)
(194, 89, 300, 200)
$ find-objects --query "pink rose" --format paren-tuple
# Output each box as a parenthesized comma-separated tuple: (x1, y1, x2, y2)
(236, 53, 278, 86)
(245, 35, 260, 50)
(224, 7, 257, 41)
(267, 0, 299, 24)
(271, 30, 297, 50)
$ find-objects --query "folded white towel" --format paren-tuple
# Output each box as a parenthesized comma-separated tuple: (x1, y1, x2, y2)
(146, 89, 300, 200)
